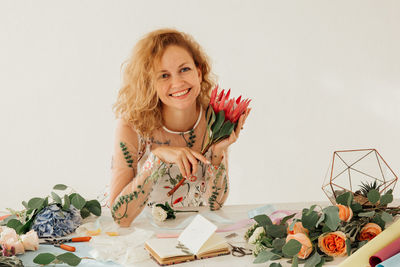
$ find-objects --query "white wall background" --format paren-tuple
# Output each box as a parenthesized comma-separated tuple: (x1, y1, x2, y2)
(1, 0, 400, 212)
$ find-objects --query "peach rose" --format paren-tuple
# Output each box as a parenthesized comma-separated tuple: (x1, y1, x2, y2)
(20, 230, 39, 251)
(318, 231, 347, 257)
(286, 233, 313, 259)
(2, 239, 25, 255)
(358, 223, 382, 241)
(336, 204, 353, 222)
(287, 222, 309, 235)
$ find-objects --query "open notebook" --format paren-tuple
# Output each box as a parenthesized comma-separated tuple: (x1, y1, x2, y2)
(145, 215, 230, 265)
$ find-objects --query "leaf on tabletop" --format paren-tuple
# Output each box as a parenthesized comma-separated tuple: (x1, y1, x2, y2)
(380, 194, 393, 206)
(33, 253, 56, 265)
(28, 197, 44, 210)
(302, 209, 319, 230)
(254, 214, 273, 227)
(51, 192, 62, 204)
(323, 206, 340, 231)
(304, 252, 322, 267)
(282, 239, 302, 257)
(367, 189, 380, 204)
(267, 224, 287, 238)
(53, 184, 68, 190)
(71, 194, 86, 210)
(381, 211, 394, 223)
(336, 192, 353, 207)
(272, 238, 286, 251)
(253, 250, 281, 264)
(56, 252, 82, 266)
(315, 257, 326, 267)
(269, 263, 282, 267)
(6, 219, 23, 230)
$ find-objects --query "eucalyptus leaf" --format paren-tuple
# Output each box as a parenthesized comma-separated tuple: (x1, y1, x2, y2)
(315, 257, 326, 267)
(267, 224, 287, 238)
(254, 214, 273, 227)
(253, 250, 281, 264)
(380, 194, 393, 206)
(28, 197, 44, 210)
(63, 194, 71, 211)
(80, 207, 90, 219)
(6, 219, 23, 230)
(33, 253, 56, 265)
(289, 219, 299, 231)
(381, 211, 393, 223)
(269, 263, 282, 267)
(316, 212, 325, 228)
(358, 211, 375, 218)
(56, 252, 82, 266)
(323, 206, 340, 231)
(280, 213, 296, 225)
(85, 200, 102, 216)
(282, 239, 302, 257)
(53, 184, 68, 190)
(336, 192, 353, 206)
(272, 238, 286, 251)
(302, 210, 319, 230)
(373, 214, 386, 229)
(51, 192, 62, 204)
(350, 202, 362, 213)
(367, 189, 380, 204)
(71, 194, 86, 210)
(22, 201, 29, 209)
(304, 252, 322, 267)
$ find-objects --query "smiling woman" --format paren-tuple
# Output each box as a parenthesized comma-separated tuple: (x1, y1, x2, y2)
(109, 28, 250, 227)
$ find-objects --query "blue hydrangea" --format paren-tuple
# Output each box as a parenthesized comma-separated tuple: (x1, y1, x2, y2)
(31, 204, 82, 238)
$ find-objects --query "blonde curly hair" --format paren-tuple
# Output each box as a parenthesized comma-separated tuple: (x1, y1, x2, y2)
(113, 28, 216, 137)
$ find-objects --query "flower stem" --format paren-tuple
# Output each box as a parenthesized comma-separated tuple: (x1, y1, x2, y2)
(174, 210, 199, 213)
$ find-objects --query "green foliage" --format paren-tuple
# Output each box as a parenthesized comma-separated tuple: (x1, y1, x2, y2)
(33, 252, 82, 266)
(5, 185, 102, 235)
(253, 250, 281, 264)
(282, 239, 302, 257)
(336, 192, 353, 206)
(304, 252, 322, 267)
(359, 180, 381, 197)
(322, 206, 340, 231)
(254, 214, 273, 227)
(367, 189, 380, 204)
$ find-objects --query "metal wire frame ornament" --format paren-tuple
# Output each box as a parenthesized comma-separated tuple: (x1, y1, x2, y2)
(322, 149, 398, 205)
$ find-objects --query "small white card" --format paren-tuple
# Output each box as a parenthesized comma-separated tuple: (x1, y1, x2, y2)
(178, 214, 217, 255)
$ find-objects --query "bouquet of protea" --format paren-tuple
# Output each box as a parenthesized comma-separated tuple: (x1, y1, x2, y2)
(167, 86, 250, 196)
(201, 85, 251, 154)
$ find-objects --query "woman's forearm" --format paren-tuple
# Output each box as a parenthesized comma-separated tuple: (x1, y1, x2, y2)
(111, 154, 166, 226)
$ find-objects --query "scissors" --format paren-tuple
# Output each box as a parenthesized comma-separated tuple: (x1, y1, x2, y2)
(40, 236, 92, 252)
(228, 243, 252, 257)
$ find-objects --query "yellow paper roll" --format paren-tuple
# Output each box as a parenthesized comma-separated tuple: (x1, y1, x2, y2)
(339, 219, 400, 267)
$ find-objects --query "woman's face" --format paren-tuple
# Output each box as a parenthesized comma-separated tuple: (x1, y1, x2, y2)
(154, 45, 202, 111)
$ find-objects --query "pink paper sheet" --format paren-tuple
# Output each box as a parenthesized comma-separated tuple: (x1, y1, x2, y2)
(370, 237, 400, 267)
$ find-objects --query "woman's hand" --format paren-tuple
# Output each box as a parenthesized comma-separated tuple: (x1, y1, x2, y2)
(211, 108, 251, 165)
(152, 146, 210, 178)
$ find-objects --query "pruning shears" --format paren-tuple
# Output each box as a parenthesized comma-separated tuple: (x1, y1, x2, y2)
(40, 236, 92, 252)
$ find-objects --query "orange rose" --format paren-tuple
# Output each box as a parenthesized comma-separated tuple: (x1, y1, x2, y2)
(358, 223, 382, 241)
(318, 231, 347, 257)
(287, 222, 309, 235)
(336, 204, 353, 222)
(286, 233, 313, 259)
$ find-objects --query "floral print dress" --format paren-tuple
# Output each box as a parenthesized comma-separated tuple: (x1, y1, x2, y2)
(109, 108, 229, 225)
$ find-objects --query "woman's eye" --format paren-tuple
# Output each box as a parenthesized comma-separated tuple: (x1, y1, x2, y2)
(181, 67, 190, 72)
(161, 73, 169, 79)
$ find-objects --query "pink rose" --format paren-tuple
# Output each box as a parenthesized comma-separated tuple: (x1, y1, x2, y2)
(0, 227, 25, 255)
(20, 230, 39, 251)
(0, 227, 18, 242)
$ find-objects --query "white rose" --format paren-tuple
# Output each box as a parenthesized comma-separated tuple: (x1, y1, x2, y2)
(248, 227, 265, 244)
(152, 206, 168, 222)
(0, 227, 18, 243)
(20, 230, 39, 251)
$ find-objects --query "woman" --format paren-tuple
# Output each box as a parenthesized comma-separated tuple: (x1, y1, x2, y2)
(109, 28, 250, 226)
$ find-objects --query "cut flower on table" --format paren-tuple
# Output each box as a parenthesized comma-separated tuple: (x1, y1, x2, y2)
(245, 189, 400, 266)
(151, 202, 198, 222)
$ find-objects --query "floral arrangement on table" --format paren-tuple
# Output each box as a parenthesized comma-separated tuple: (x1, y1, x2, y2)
(1, 184, 101, 238)
(245, 183, 399, 266)
(168, 85, 251, 196)
(152, 202, 198, 222)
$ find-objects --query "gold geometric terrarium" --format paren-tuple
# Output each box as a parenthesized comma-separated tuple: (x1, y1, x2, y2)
(322, 149, 398, 205)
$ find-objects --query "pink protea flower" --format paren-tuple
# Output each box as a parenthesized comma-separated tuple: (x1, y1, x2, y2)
(209, 86, 251, 123)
